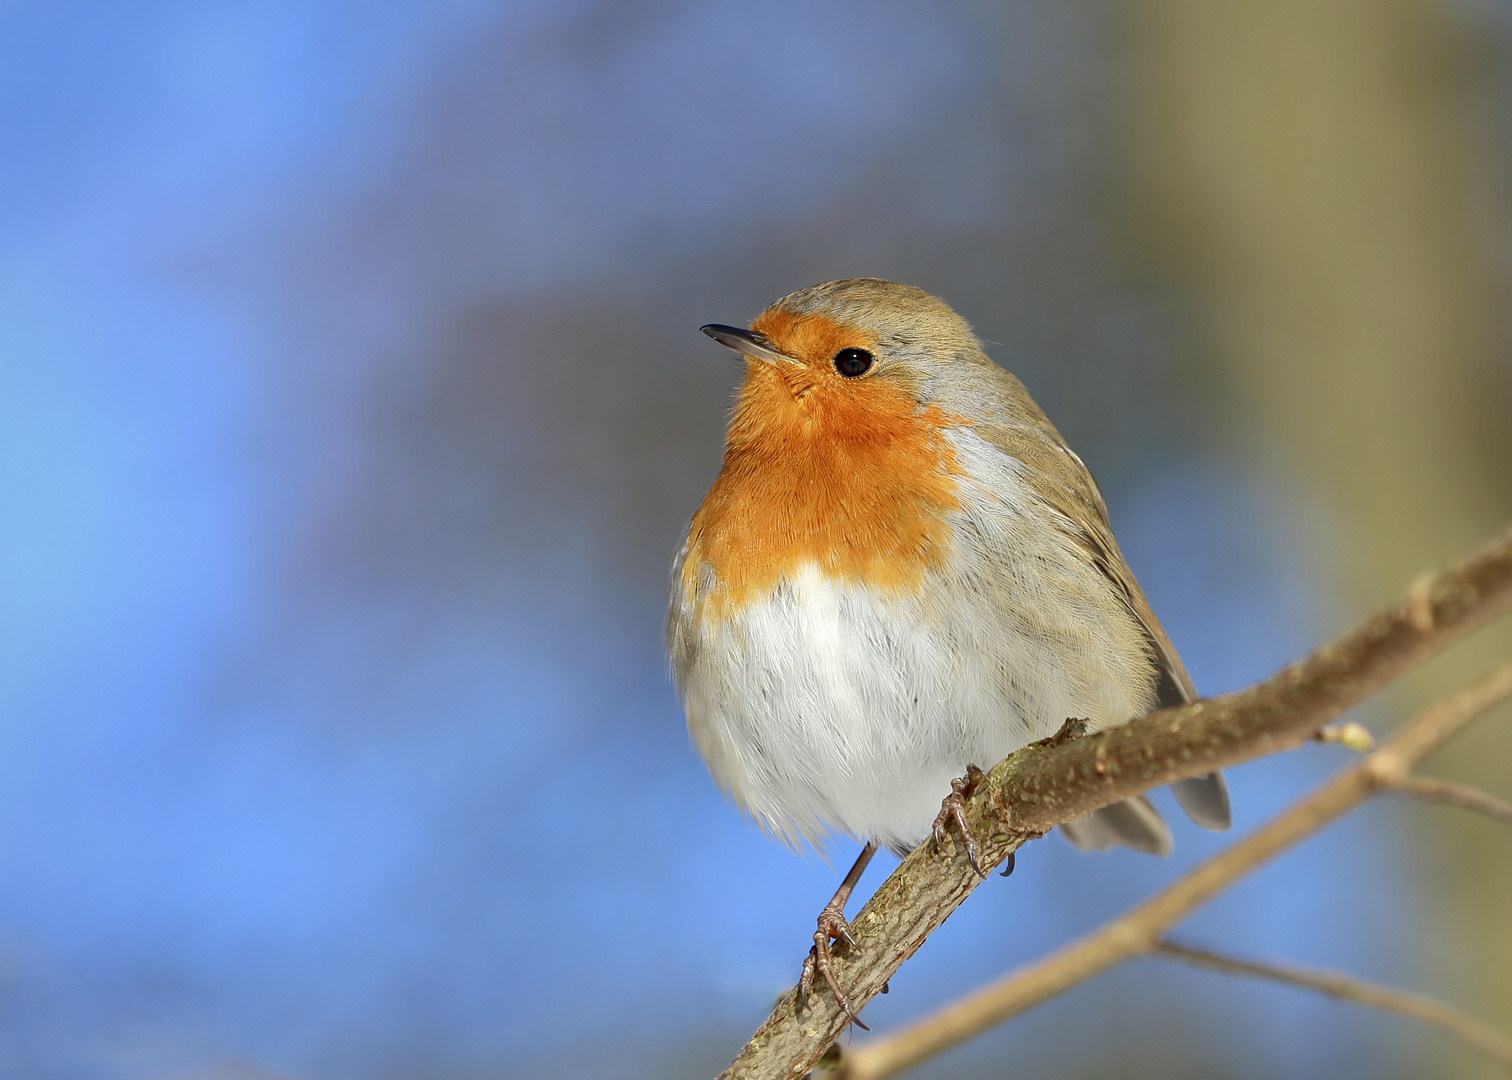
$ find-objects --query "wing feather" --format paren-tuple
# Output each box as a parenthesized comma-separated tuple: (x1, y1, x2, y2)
(963, 369, 1230, 832)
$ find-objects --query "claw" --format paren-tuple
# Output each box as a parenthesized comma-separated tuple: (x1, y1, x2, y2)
(999, 849, 1016, 877)
(797, 902, 869, 1029)
(794, 842, 879, 1030)
(932, 764, 986, 877)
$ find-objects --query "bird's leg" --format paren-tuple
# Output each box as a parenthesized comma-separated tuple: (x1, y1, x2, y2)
(932, 763, 987, 877)
(798, 840, 878, 1029)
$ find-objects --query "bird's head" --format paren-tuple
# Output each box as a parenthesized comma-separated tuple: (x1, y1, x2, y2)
(702, 278, 985, 456)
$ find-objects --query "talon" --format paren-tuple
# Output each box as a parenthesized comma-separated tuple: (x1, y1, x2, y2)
(798, 949, 816, 1009)
(794, 841, 878, 1030)
(813, 908, 869, 1028)
(796, 901, 870, 1029)
(932, 765, 986, 877)
(999, 850, 1016, 877)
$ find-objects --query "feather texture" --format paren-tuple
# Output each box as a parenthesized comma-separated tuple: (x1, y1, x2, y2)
(669, 278, 1230, 855)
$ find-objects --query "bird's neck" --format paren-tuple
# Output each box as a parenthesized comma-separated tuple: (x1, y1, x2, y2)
(679, 377, 965, 617)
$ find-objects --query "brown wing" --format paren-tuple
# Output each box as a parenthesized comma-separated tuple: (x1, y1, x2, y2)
(971, 398, 1196, 707)
(1032, 447, 1197, 707)
(970, 378, 1230, 831)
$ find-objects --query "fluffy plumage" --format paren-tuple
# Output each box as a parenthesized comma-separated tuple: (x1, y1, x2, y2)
(668, 278, 1227, 856)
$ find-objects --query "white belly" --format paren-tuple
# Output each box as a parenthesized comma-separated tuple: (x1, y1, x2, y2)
(669, 430, 1158, 854)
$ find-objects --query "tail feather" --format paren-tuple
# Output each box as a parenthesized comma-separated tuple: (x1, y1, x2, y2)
(1171, 771, 1231, 831)
(1059, 795, 1172, 857)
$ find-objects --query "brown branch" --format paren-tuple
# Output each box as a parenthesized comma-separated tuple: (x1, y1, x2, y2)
(719, 525, 1512, 1080)
(834, 657, 1512, 1080)
(1390, 775, 1512, 827)
(1153, 939, 1512, 1073)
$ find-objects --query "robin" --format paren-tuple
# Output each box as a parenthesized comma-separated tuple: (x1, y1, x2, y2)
(667, 278, 1229, 1026)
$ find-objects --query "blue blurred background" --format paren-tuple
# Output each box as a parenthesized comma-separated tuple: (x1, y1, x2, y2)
(3, 2, 1512, 1077)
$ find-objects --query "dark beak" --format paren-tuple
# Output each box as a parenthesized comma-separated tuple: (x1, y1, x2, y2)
(699, 324, 795, 367)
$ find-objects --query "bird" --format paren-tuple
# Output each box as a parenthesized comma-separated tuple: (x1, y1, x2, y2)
(666, 278, 1229, 1025)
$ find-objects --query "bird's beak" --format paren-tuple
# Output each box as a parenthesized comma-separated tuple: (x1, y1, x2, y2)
(700, 324, 796, 367)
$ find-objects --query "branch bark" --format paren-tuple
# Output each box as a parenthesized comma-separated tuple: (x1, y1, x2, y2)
(718, 525, 1512, 1080)
(834, 656, 1512, 1079)
(1153, 940, 1512, 1073)
(1390, 775, 1512, 827)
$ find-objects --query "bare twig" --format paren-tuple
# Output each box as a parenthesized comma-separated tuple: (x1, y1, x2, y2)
(834, 657, 1512, 1080)
(719, 527, 1512, 1080)
(1153, 939, 1512, 1073)
(1390, 775, 1512, 827)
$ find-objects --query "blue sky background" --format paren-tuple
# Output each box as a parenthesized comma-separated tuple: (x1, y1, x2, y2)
(1, 2, 1503, 1077)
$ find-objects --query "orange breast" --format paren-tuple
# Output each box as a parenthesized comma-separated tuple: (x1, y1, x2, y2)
(680, 311, 964, 619)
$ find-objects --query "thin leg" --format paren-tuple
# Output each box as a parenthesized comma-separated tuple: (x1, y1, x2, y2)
(798, 840, 878, 1029)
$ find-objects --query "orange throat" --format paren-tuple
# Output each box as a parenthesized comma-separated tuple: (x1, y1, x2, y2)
(681, 316, 964, 618)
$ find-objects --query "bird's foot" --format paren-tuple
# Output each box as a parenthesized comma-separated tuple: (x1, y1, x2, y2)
(933, 764, 987, 877)
(798, 898, 869, 1030)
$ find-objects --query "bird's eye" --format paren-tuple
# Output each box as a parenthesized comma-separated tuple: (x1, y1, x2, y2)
(833, 348, 873, 377)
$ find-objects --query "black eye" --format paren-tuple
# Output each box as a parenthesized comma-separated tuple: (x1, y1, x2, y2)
(833, 347, 873, 377)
